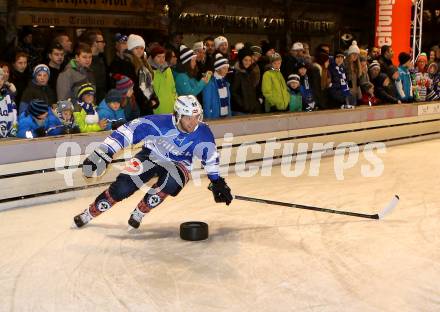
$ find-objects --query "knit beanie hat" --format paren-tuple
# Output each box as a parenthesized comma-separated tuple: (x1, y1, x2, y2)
(105, 89, 123, 103)
(127, 34, 145, 50)
(192, 41, 204, 52)
(114, 74, 134, 93)
(57, 99, 73, 112)
(335, 49, 345, 57)
(287, 73, 300, 85)
(291, 42, 304, 51)
(77, 83, 95, 100)
(235, 42, 244, 51)
(28, 99, 48, 118)
(368, 60, 381, 71)
(33, 64, 50, 78)
(417, 53, 428, 64)
(115, 33, 128, 43)
(270, 52, 282, 63)
(214, 36, 228, 49)
(261, 41, 275, 55)
(398, 52, 412, 66)
(238, 48, 253, 63)
(214, 53, 229, 71)
(250, 45, 262, 56)
(179, 45, 196, 64)
(347, 41, 360, 55)
(150, 45, 166, 59)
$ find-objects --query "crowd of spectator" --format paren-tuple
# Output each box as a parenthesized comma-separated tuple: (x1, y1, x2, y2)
(1, 28, 440, 140)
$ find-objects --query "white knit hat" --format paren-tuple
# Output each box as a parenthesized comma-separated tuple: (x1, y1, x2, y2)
(287, 74, 300, 85)
(214, 36, 228, 49)
(192, 41, 205, 52)
(291, 42, 304, 51)
(234, 42, 244, 51)
(127, 34, 145, 50)
(347, 40, 360, 55)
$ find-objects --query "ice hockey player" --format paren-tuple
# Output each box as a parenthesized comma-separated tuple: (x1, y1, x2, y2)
(73, 95, 233, 230)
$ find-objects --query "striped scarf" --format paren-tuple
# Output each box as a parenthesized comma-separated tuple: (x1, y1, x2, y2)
(214, 72, 229, 117)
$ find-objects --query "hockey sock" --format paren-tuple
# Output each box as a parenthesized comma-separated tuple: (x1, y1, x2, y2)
(88, 189, 119, 218)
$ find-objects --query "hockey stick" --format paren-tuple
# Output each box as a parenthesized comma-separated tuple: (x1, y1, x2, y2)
(234, 195, 400, 220)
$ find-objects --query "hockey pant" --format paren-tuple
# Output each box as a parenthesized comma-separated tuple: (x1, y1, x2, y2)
(88, 150, 190, 217)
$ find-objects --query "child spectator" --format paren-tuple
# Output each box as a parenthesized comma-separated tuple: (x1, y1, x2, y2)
(427, 63, 440, 101)
(202, 53, 232, 119)
(388, 66, 405, 102)
(17, 99, 63, 138)
(73, 83, 107, 132)
(173, 45, 210, 97)
(286, 74, 302, 112)
(114, 74, 139, 121)
(56, 99, 80, 134)
(0, 62, 17, 96)
(97, 89, 126, 131)
(231, 48, 261, 114)
(373, 73, 400, 104)
(147, 45, 177, 114)
(414, 53, 432, 102)
(329, 50, 352, 109)
(360, 82, 378, 106)
(57, 43, 95, 102)
(10, 52, 31, 106)
(0, 68, 17, 138)
(397, 52, 414, 103)
(20, 64, 57, 114)
(262, 53, 290, 112)
(297, 61, 316, 112)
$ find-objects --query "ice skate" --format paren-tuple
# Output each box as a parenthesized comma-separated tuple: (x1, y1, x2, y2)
(127, 207, 145, 231)
(72, 209, 92, 228)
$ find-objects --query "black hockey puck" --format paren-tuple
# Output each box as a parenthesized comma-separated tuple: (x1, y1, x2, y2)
(180, 221, 209, 241)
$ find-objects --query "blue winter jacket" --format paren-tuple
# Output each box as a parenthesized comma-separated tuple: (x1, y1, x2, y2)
(17, 109, 63, 138)
(97, 99, 126, 131)
(202, 78, 232, 119)
(398, 66, 413, 101)
(173, 70, 207, 96)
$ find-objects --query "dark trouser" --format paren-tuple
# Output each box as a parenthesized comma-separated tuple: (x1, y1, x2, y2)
(88, 149, 190, 217)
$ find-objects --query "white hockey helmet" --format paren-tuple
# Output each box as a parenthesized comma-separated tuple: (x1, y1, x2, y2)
(174, 95, 203, 123)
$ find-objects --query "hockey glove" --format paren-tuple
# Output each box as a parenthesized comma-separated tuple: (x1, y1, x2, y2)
(208, 177, 233, 205)
(35, 127, 47, 137)
(111, 120, 125, 130)
(82, 148, 112, 178)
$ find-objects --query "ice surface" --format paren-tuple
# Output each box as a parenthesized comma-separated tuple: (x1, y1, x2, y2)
(1, 139, 440, 312)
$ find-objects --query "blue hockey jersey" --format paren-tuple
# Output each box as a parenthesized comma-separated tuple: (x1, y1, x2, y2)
(100, 114, 220, 180)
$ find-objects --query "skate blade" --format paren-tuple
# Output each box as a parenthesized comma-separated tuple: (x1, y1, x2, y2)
(71, 221, 80, 229)
(127, 225, 139, 233)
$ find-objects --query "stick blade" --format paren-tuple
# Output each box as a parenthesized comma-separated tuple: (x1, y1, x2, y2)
(378, 195, 400, 219)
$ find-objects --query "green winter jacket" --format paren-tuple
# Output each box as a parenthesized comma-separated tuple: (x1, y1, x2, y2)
(152, 67, 177, 115)
(262, 69, 290, 112)
(73, 105, 102, 133)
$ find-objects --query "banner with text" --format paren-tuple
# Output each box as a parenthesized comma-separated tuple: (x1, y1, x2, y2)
(18, 0, 153, 12)
(375, 0, 412, 64)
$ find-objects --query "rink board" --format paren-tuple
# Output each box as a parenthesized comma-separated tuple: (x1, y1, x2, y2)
(1, 103, 440, 209)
